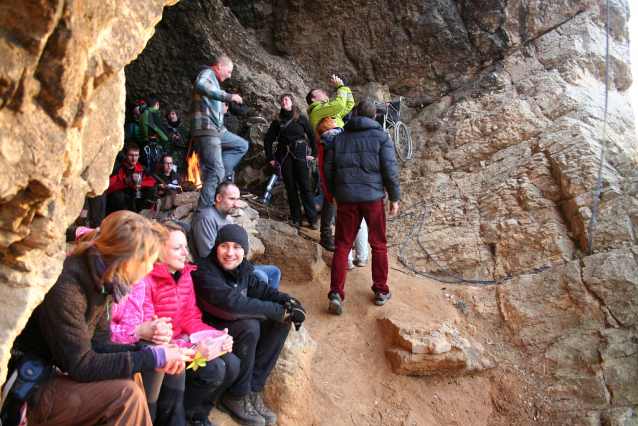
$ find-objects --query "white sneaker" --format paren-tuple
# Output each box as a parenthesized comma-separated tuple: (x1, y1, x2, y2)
(354, 258, 369, 267)
(347, 260, 355, 270)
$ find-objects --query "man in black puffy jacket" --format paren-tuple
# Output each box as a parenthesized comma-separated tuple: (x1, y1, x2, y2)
(192, 224, 306, 426)
(322, 100, 401, 315)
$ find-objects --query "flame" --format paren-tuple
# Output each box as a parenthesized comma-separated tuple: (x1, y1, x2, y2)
(187, 152, 202, 187)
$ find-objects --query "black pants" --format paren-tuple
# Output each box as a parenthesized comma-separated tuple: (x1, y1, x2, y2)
(211, 319, 290, 396)
(184, 353, 240, 422)
(105, 187, 158, 214)
(281, 157, 317, 224)
(320, 196, 335, 237)
(141, 368, 185, 426)
(86, 193, 106, 228)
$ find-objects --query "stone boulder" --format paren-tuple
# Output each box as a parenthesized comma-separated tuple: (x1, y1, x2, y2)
(173, 191, 199, 206)
(378, 312, 498, 376)
(256, 219, 325, 282)
(261, 326, 317, 426)
(582, 250, 638, 328)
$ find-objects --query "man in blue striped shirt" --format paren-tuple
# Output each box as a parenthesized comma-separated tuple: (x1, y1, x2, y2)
(189, 55, 249, 213)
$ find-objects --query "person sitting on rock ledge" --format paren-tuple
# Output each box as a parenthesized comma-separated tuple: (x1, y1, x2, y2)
(105, 143, 159, 214)
(192, 224, 306, 426)
(189, 181, 281, 290)
(4, 211, 194, 426)
(154, 154, 183, 197)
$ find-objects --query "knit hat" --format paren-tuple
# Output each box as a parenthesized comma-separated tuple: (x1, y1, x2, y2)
(216, 224, 249, 254)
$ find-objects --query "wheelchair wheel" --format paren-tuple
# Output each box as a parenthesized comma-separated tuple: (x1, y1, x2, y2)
(393, 121, 412, 161)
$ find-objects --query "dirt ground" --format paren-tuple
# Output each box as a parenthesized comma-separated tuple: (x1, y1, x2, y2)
(210, 226, 564, 426)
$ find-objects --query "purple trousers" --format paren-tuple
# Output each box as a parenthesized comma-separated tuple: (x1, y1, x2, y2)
(329, 200, 390, 301)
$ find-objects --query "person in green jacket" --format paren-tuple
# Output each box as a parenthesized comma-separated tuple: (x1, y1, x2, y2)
(139, 94, 170, 173)
(305, 76, 354, 251)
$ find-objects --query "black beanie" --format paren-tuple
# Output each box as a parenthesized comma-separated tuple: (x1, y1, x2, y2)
(216, 224, 249, 254)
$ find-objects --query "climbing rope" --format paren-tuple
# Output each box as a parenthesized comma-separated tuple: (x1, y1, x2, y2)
(388, 201, 560, 284)
(587, 0, 611, 255)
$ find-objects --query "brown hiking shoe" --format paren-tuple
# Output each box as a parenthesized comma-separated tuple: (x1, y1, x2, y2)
(249, 391, 277, 425)
(219, 393, 265, 426)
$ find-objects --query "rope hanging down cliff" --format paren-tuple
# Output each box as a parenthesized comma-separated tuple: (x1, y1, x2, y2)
(588, 0, 611, 255)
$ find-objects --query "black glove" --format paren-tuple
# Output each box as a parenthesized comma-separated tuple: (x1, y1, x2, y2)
(287, 297, 303, 310)
(289, 305, 306, 325)
(283, 301, 306, 329)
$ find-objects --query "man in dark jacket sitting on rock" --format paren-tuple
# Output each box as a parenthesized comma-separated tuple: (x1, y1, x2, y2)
(322, 100, 401, 315)
(153, 154, 183, 197)
(192, 224, 306, 426)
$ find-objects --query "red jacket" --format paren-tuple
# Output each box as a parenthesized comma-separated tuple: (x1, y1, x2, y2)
(143, 263, 215, 347)
(106, 162, 156, 195)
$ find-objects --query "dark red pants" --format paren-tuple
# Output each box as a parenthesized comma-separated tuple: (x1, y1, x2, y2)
(329, 200, 390, 301)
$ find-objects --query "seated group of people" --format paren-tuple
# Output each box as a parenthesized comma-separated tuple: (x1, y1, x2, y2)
(3, 209, 303, 426)
(104, 143, 184, 215)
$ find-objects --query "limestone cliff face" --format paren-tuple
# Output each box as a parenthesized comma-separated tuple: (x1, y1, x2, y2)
(0, 0, 177, 382)
(126, 0, 637, 422)
(0, 0, 636, 423)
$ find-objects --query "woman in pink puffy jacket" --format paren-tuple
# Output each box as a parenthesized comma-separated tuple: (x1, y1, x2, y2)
(112, 221, 238, 426)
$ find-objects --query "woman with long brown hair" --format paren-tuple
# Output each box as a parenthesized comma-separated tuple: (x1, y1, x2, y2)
(5, 211, 194, 426)
(263, 94, 319, 229)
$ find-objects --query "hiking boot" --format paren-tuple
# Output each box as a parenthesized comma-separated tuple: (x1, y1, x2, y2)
(292, 220, 302, 227)
(309, 222, 319, 230)
(320, 234, 335, 252)
(354, 258, 369, 267)
(374, 291, 392, 306)
(347, 260, 355, 270)
(188, 418, 215, 426)
(328, 293, 342, 315)
(219, 394, 265, 426)
(248, 391, 277, 425)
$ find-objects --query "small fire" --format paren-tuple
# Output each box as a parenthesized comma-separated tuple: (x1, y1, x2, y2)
(187, 152, 202, 187)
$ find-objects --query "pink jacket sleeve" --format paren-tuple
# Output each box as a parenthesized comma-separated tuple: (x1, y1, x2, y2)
(142, 277, 158, 323)
(110, 279, 147, 344)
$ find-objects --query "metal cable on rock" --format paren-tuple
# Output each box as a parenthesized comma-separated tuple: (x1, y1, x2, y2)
(587, 0, 611, 255)
(387, 200, 559, 284)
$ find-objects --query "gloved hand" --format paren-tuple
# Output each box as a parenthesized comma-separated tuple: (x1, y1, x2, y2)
(289, 305, 306, 326)
(287, 297, 304, 311)
(283, 301, 306, 330)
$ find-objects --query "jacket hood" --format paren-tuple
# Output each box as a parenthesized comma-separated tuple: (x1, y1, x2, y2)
(149, 262, 197, 282)
(343, 116, 382, 132)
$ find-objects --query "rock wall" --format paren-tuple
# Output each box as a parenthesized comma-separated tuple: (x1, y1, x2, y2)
(0, 0, 178, 382)
(1, 0, 637, 422)
(383, 1, 638, 422)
